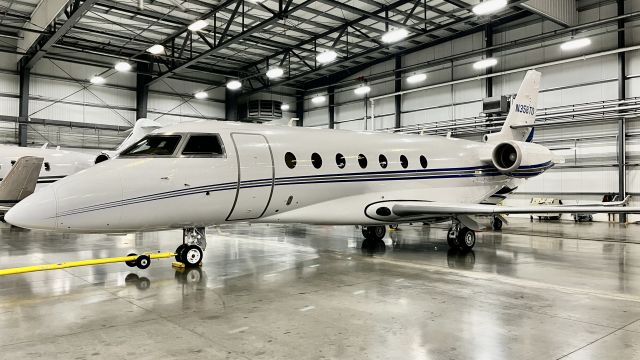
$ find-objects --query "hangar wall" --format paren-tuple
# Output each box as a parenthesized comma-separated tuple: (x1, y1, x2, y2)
(0, 52, 225, 149)
(280, 0, 640, 221)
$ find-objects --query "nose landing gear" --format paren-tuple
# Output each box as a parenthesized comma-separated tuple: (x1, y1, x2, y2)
(175, 227, 206, 268)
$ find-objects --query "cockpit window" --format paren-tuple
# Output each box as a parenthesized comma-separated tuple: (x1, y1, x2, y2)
(181, 135, 224, 156)
(120, 135, 181, 157)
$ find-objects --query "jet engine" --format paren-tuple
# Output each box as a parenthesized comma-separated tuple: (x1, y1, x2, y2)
(491, 141, 553, 175)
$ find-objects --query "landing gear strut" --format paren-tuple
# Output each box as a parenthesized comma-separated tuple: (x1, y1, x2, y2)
(492, 217, 503, 231)
(175, 227, 206, 268)
(362, 225, 386, 241)
(446, 222, 476, 251)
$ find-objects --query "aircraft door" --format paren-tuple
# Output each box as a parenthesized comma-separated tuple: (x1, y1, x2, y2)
(226, 133, 274, 221)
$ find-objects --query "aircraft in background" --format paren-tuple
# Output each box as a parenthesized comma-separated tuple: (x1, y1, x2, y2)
(7, 70, 640, 268)
(0, 118, 162, 188)
(0, 156, 44, 214)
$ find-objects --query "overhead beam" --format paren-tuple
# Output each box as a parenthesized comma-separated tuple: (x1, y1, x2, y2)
(20, 0, 99, 69)
(17, 0, 67, 60)
(147, 0, 315, 87)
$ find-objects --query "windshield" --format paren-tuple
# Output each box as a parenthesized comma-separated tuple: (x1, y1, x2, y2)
(120, 135, 182, 157)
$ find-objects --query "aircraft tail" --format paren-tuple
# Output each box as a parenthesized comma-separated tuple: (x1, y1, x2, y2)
(0, 156, 44, 204)
(485, 70, 541, 143)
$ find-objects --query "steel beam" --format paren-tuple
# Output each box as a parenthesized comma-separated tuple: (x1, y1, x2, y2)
(485, 24, 493, 98)
(296, 90, 305, 126)
(18, 65, 29, 147)
(21, 0, 99, 69)
(328, 86, 335, 129)
(617, 0, 626, 222)
(148, 0, 315, 86)
(394, 55, 401, 129)
(225, 88, 239, 121)
(136, 60, 151, 119)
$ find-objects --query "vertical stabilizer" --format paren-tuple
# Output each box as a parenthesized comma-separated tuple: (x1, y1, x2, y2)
(485, 70, 541, 143)
(0, 156, 44, 203)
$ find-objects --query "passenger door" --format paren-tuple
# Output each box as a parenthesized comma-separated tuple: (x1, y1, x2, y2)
(226, 133, 274, 221)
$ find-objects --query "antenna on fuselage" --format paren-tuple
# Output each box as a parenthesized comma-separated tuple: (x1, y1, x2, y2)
(288, 118, 299, 127)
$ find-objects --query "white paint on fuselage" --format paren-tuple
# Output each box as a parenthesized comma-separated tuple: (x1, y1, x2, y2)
(17, 121, 520, 233)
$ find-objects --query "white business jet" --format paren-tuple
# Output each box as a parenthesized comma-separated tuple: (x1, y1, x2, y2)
(6, 70, 640, 267)
(0, 156, 44, 213)
(0, 118, 162, 188)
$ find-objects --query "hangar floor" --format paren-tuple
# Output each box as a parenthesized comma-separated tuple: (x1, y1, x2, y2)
(1, 219, 639, 359)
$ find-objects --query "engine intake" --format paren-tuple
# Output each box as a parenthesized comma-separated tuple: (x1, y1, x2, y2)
(491, 141, 553, 176)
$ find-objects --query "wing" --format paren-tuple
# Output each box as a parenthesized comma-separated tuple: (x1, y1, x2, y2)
(365, 199, 640, 225)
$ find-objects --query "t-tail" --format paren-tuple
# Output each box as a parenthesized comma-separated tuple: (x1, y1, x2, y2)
(484, 70, 540, 143)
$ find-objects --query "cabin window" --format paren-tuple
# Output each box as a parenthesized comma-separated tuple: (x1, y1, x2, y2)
(420, 155, 428, 169)
(358, 154, 368, 169)
(181, 135, 224, 156)
(120, 135, 182, 157)
(400, 155, 408, 169)
(336, 153, 346, 169)
(311, 153, 322, 169)
(44, 162, 51, 171)
(379, 154, 388, 169)
(285, 152, 297, 169)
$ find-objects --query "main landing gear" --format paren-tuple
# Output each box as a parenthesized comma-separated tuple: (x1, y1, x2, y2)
(447, 222, 476, 251)
(362, 225, 386, 241)
(175, 227, 206, 268)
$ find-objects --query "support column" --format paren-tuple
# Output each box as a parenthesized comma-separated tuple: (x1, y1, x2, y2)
(485, 24, 493, 99)
(617, 0, 627, 222)
(394, 55, 402, 129)
(225, 87, 238, 121)
(328, 86, 335, 129)
(136, 61, 151, 120)
(295, 90, 304, 126)
(18, 65, 29, 147)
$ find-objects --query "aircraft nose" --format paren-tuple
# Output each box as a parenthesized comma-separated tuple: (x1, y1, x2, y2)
(5, 188, 58, 230)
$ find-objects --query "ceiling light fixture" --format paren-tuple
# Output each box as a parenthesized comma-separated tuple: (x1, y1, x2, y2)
(311, 95, 326, 104)
(90, 75, 105, 84)
(194, 91, 208, 99)
(188, 19, 208, 32)
(472, 0, 507, 15)
(354, 84, 371, 95)
(147, 44, 165, 55)
(281, 103, 290, 111)
(316, 50, 337, 64)
(473, 58, 498, 70)
(226, 79, 242, 90)
(114, 61, 132, 72)
(560, 37, 592, 51)
(266, 67, 284, 79)
(381, 28, 409, 43)
(406, 73, 427, 84)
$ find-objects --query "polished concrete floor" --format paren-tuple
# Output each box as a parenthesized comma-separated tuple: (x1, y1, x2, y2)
(1, 219, 640, 359)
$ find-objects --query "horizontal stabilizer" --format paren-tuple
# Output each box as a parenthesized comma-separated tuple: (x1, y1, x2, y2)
(0, 156, 44, 204)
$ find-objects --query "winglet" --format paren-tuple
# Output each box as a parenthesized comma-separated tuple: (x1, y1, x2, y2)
(0, 156, 44, 203)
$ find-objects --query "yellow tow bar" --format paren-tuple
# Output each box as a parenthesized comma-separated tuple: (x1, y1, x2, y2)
(0, 252, 175, 276)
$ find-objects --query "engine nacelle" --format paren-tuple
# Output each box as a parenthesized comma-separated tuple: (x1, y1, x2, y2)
(94, 152, 112, 164)
(491, 141, 553, 177)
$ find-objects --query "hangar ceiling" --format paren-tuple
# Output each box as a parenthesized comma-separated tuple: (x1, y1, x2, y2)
(0, 0, 536, 92)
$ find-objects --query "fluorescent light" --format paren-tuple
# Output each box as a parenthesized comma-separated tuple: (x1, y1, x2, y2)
(226, 79, 242, 90)
(472, 0, 507, 15)
(406, 73, 427, 84)
(188, 20, 208, 32)
(354, 84, 371, 95)
(194, 91, 208, 99)
(90, 75, 105, 84)
(316, 50, 337, 64)
(114, 61, 132, 72)
(311, 95, 326, 104)
(281, 103, 290, 111)
(473, 58, 498, 70)
(147, 44, 164, 54)
(560, 38, 591, 51)
(381, 28, 408, 43)
(266, 67, 284, 79)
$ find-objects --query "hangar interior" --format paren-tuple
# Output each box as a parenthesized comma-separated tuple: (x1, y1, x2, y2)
(1, 0, 640, 359)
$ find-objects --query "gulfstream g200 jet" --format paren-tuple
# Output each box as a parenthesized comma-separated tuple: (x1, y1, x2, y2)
(6, 71, 640, 267)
